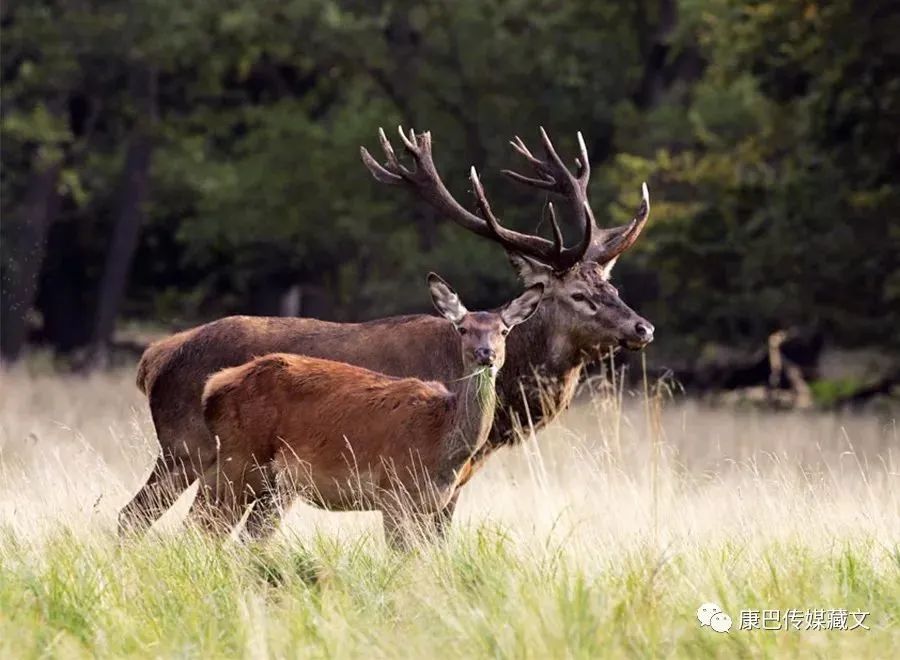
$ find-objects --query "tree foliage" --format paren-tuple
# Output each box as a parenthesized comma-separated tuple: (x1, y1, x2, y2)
(2, 0, 898, 361)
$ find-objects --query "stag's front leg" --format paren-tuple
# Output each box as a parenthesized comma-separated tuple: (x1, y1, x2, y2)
(424, 451, 489, 540)
(242, 488, 282, 540)
(428, 489, 460, 540)
(381, 508, 416, 551)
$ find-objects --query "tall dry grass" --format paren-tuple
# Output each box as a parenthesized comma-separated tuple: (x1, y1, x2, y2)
(0, 364, 897, 657)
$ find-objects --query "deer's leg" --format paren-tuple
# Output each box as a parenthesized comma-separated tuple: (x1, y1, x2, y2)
(428, 489, 461, 540)
(188, 456, 254, 535)
(187, 474, 242, 535)
(243, 487, 281, 540)
(188, 453, 278, 537)
(118, 453, 195, 536)
(119, 403, 215, 536)
(382, 508, 420, 551)
(421, 453, 486, 541)
(382, 495, 457, 550)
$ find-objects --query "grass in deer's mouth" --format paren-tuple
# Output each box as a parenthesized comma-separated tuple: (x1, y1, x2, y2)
(473, 365, 498, 411)
(0, 367, 897, 658)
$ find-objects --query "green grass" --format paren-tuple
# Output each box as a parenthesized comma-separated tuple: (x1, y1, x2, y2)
(0, 526, 896, 658)
(0, 367, 897, 658)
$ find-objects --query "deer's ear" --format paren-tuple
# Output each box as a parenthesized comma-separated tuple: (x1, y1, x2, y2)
(427, 272, 468, 324)
(501, 284, 544, 328)
(508, 252, 553, 287)
(597, 256, 618, 280)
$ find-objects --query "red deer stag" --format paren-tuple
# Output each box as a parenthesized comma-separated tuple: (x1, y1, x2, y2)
(121, 126, 653, 540)
(198, 274, 543, 544)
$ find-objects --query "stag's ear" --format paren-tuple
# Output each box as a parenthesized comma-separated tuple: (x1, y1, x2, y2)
(427, 272, 468, 324)
(508, 252, 553, 287)
(501, 284, 544, 329)
(597, 256, 618, 280)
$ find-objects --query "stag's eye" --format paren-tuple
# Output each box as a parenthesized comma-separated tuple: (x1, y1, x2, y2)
(501, 328, 509, 336)
(457, 327, 468, 335)
(571, 292, 598, 312)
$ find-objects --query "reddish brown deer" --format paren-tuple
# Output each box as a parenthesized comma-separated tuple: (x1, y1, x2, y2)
(197, 274, 543, 544)
(121, 127, 653, 540)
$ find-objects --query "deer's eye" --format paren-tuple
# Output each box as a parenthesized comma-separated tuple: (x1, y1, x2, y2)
(501, 328, 509, 336)
(571, 292, 598, 311)
(457, 327, 468, 335)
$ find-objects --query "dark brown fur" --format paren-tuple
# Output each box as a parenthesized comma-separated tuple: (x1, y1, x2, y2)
(135, 325, 201, 394)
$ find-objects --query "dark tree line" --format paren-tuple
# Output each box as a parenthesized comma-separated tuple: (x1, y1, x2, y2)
(2, 0, 898, 368)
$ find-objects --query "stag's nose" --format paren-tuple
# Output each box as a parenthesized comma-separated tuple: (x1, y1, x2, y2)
(634, 321, 654, 343)
(474, 347, 496, 366)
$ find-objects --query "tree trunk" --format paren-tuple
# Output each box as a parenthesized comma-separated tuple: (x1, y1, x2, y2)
(0, 158, 62, 363)
(37, 217, 94, 353)
(85, 67, 157, 369)
(633, 0, 678, 110)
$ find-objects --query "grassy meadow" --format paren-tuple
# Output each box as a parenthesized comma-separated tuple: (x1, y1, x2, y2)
(0, 364, 897, 658)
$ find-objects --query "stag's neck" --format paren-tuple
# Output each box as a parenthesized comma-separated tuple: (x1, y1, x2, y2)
(446, 370, 498, 458)
(493, 303, 586, 446)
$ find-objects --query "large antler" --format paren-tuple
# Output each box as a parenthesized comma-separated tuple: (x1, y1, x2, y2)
(502, 128, 650, 264)
(360, 127, 591, 271)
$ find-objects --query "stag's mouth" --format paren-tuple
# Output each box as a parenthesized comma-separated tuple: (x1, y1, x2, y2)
(620, 338, 651, 351)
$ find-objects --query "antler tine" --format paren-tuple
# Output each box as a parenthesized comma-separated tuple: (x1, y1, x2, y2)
(547, 202, 563, 260)
(469, 167, 501, 234)
(510, 136, 542, 168)
(379, 127, 405, 172)
(470, 167, 535, 251)
(502, 134, 556, 189)
(397, 125, 421, 155)
(500, 168, 555, 190)
(575, 131, 590, 184)
(551, 200, 594, 271)
(538, 126, 569, 175)
(360, 146, 403, 184)
(361, 126, 417, 184)
(587, 182, 651, 263)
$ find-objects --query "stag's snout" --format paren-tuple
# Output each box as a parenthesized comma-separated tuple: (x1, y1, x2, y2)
(622, 320, 654, 350)
(635, 321, 654, 342)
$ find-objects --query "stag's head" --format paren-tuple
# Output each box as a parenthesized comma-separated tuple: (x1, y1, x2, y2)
(509, 251, 653, 353)
(427, 272, 543, 375)
(362, 127, 653, 363)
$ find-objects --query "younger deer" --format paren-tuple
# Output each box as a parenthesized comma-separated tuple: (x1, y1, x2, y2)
(198, 273, 543, 546)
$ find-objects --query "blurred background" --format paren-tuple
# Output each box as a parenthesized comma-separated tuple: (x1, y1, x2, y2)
(2, 0, 898, 405)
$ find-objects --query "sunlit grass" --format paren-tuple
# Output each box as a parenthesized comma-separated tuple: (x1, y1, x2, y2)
(0, 365, 897, 658)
